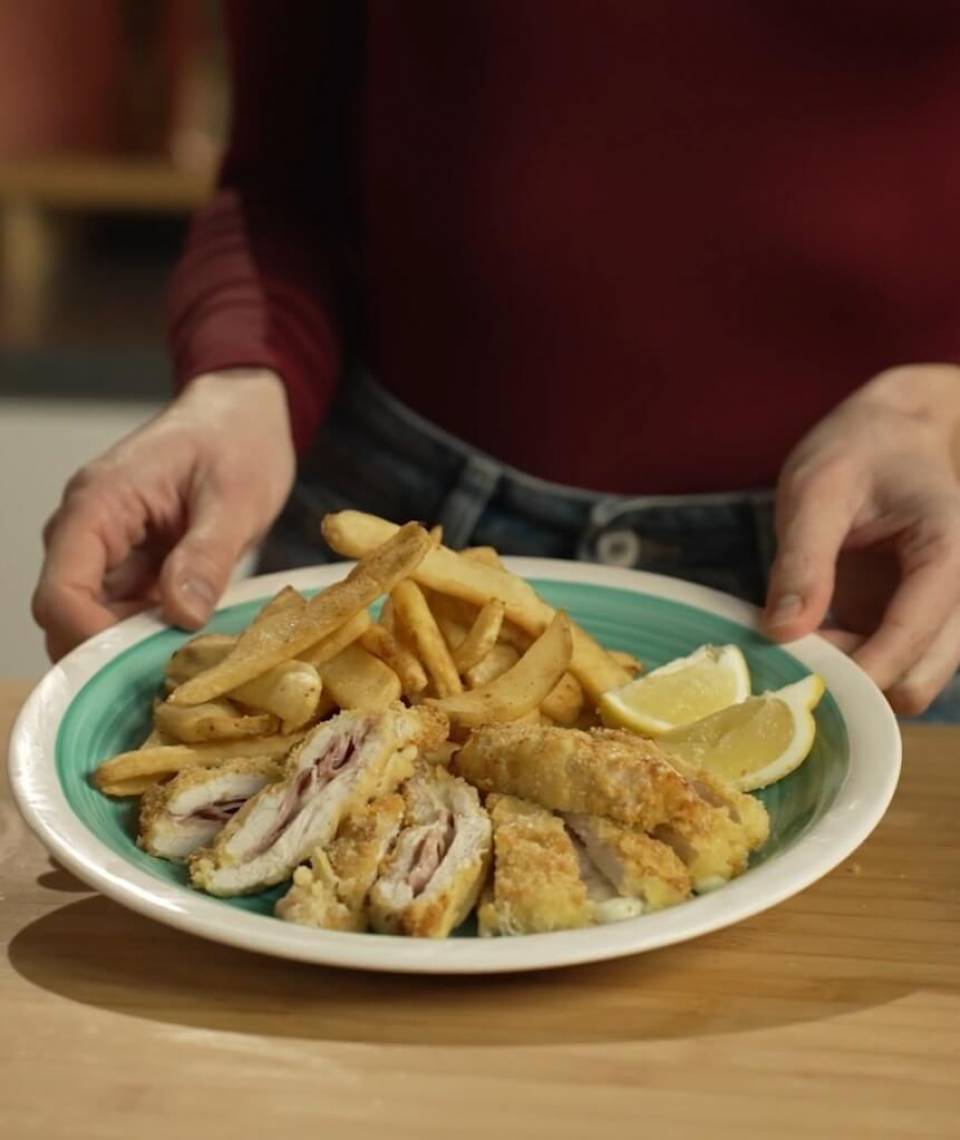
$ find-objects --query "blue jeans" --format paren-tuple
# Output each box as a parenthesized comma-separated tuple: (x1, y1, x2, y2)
(260, 371, 960, 723)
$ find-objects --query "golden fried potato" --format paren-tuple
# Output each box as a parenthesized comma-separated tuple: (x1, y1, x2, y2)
(250, 585, 305, 627)
(153, 697, 278, 743)
(609, 649, 643, 676)
(540, 671, 585, 726)
(171, 522, 431, 705)
(322, 512, 629, 700)
(464, 642, 520, 689)
(427, 613, 573, 729)
(359, 622, 428, 696)
(165, 634, 237, 686)
(94, 732, 304, 794)
(461, 545, 505, 570)
(452, 599, 505, 673)
(391, 578, 462, 698)
(230, 660, 323, 732)
(315, 642, 402, 712)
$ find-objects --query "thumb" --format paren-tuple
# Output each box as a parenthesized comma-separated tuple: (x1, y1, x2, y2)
(764, 469, 856, 641)
(159, 483, 256, 629)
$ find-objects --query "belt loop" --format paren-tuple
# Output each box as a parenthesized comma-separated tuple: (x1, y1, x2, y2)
(436, 454, 502, 548)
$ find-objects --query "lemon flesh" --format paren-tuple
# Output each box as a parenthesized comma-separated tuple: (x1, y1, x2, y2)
(660, 675, 826, 791)
(599, 644, 750, 735)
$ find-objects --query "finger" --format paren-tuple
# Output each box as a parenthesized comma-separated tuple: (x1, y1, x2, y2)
(158, 481, 257, 629)
(816, 627, 865, 655)
(33, 505, 119, 660)
(43, 598, 154, 663)
(884, 607, 960, 716)
(102, 544, 165, 602)
(764, 466, 859, 640)
(853, 557, 960, 691)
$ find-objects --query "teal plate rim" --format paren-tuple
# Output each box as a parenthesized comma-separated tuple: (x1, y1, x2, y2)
(8, 558, 902, 975)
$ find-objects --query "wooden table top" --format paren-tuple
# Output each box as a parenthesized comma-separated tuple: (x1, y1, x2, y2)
(2, 678, 958, 1139)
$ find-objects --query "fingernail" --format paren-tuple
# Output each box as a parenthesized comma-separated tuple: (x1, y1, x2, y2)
(769, 593, 804, 627)
(179, 576, 217, 622)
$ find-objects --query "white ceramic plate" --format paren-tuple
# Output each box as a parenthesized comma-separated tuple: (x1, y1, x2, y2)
(8, 560, 900, 974)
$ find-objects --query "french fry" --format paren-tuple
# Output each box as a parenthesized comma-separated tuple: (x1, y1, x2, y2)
(452, 598, 505, 673)
(298, 609, 371, 668)
(171, 522, 432, 705)
(461, 545, 505, 570)
(497, 620, 534, 653)
(166, 634, 237, 686)
(434, 611, 469, 654)
(379, 596, 395, 632)
(315, 642, 402, 712)
(429, 524, 444, 545)
(540, 672, 584, 726)
(229, 660, 323, 732)
(426, 589, 479, 631)
(168, 634, 328, 730)
(100, 726, 176, 793)
(391, 579, 463, 698)
(427, 613, 573, 729)
(99, 776, 166, 798)
(250, 585, 305, 627)
(322, 512, 630, 700)
(165, 585, 305, 684)
(610, 649, 643, 676)
(153, 698, 279, 743)
(360, 622, 429, 696)
(464, 642, 519, 689)
(94, 733, 304, 792)
(508, 707, 544, 726)
(314, 688, 339, 720)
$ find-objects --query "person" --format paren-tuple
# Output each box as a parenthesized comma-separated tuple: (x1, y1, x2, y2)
(33, 2, 960, 717)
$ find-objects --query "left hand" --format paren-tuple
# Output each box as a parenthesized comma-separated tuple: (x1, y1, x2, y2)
(763, 363, 960, 715)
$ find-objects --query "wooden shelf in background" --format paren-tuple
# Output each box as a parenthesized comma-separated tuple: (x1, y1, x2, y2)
(0, 154, 214, 344)
(0, 154, 212, 213)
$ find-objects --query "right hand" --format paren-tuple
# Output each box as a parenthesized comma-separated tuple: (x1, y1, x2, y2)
(32, 369, 296, 661)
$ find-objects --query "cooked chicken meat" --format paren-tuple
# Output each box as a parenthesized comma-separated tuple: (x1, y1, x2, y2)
(453, 723, 702, 830)
(565, 813, 692, 910)
(478, 794, 592, 937)
(138, 756, 281, 861)
(275, 793, 405, 931)
(190, 705, 447, 897)
(368, 764, 491, 938)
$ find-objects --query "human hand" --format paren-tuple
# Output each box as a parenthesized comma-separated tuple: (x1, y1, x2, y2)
(764, 364, 960, 714)
(32, 369, 296, 661)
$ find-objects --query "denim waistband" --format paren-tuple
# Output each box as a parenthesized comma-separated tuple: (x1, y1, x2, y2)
(287, 371, 777, 603)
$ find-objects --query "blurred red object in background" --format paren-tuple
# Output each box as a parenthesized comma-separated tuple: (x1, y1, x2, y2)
(0, 0, 124, 157)
(0, 0, 224, 167)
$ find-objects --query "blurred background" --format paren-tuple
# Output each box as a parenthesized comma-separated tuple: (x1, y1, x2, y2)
(0, 0, 227, 675)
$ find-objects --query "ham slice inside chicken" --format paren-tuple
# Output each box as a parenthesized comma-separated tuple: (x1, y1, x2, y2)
(249, 725, 371, 859)
(396, 810, 456, 897)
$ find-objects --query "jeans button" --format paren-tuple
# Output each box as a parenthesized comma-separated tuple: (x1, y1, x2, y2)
(595, 528, 642, 567)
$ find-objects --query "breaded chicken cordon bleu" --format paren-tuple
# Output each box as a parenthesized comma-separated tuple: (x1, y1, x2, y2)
(189, 704, 447, 896)
(276, 793, 406, 932)
(276, 762, 492, 937)
(138, 756, 282, 861)
(453, 722, 769, 911)
(366, 763, 492, 938)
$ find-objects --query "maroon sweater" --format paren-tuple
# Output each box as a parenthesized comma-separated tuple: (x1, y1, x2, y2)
(169, 1, 960, 494)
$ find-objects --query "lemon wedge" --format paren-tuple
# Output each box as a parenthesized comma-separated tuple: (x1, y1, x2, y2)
(659, 674, 826, 791)
(599, 644, 750, 735)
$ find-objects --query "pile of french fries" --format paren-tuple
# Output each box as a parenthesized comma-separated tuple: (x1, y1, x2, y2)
(94, 512, 640, 799)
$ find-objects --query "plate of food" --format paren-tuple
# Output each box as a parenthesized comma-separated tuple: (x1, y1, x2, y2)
(9, 511, 901, 973)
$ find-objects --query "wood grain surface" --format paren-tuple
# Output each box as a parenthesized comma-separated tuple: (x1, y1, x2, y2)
(2, 679, 958, 1140)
